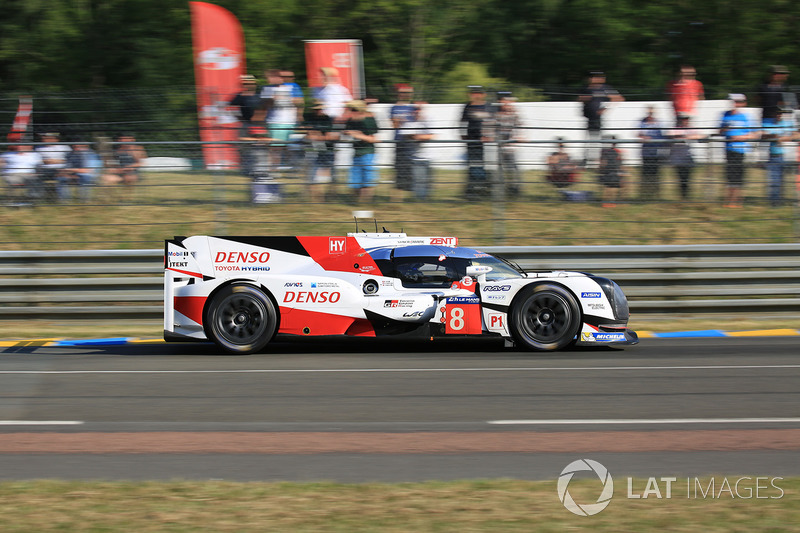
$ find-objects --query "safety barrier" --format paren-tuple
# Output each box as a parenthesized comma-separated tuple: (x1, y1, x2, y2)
(1, 244, 798, 319)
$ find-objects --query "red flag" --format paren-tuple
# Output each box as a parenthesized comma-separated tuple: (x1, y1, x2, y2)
(8, 96, 33, 142)
(189, 1, 245, 169)
(305, 40, 364, 99)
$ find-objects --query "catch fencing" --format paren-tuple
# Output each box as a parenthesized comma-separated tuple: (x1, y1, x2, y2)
(1, 244, 798, 320)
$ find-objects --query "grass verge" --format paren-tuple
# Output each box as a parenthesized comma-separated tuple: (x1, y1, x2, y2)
(0, 478, 797, 532)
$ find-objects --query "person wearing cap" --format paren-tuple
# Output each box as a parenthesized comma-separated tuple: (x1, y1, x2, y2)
(719, 94, 759, 208)
(343, 100, 379, 202)
(230, 74, 263, 177)
(757, 66, 790, 127)
(578, 71, 624, 167)
(460, 85, 491, 199)
(301, 99, 339, 203)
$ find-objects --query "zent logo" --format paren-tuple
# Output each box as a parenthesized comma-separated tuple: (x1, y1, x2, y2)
(558, 459, 614, 516)
(329, 238, 346, 254)
(430, 237, 456, 246)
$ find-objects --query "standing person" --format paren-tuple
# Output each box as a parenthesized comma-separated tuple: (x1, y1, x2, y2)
(229, 74, 262, 177)
(279, 70, 305, 123)
(638, 106, 665, 200)
(762, 107, 796, 207)
(598, 135, 625, 207)
(35, 132, 71, 202)
(667, 114, 705, 201)
(401, 104, 435, 200)
(302, 100, 339, 203)
(61, 141, 103, 202)
(495, 92, 522, 195)
(460, 85, 492, 199)
(757, 65, 790, 128)
(578, 71, 624, 167)
(390, 84, 417, 194)
(719, 94, 759, 208)
(317, 67, 352, 121)
(261, 69, 297, 170)
(666, 65, 704, 120)
(343, 100, 379, 203)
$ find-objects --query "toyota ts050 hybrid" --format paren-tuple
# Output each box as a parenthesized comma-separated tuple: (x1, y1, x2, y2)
(164, 233, 638, 354)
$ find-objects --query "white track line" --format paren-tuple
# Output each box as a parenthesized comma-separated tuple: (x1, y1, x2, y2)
(0, 364, 799, 374)
(488, 418, 800, 425)
(0, 421, 84, 425)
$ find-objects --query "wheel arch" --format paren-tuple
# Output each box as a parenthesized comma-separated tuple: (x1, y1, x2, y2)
(509, 280, 584, 322)
(201, 279, 282, 342)
(507, 280, 584, 351)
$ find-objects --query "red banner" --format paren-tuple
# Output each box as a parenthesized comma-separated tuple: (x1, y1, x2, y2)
(7, 96, 33, 142)
(304, 40, 364, 99)
(190, 1, 245, 169)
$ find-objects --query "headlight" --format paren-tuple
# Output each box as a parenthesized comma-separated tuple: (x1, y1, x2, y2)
(590, 277, 629, 321)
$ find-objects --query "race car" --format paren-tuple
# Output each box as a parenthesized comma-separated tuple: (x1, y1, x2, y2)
(164, 233, 637, 354)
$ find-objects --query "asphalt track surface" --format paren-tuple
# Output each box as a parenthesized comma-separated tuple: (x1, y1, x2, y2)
(0, 336, 798, 482)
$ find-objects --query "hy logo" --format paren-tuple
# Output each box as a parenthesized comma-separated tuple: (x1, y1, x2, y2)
(557, 459, 614, 516)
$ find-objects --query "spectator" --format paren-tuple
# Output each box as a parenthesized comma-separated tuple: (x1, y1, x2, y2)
(280, 69, 305, 123)
(757, 65, 790, 127)
(461, 85, 492, 199)
(762, 107, 796, 207)
(667, 114, 705, 201)
(1, 144, 41, 205)
(35, 132, 71, 202)
(638, 106, 665, 200)
(107, 134, 147, 191)
(60, 141, 102, 202)
(598, 135, 625, 207)
(400, 104, 435, 200)
(390, 84, 417, 194)
(665, 115, 705, 200)
(317, 67, 353, 121)
(719, 94, 759, 208)
(578, 71, 624, 167)
(261, 69, 297, 170)
(229, 74, 262, 177)
(546, 138, 578, 190)
(302, 99, 339, 203)
(666, 65, 704, 120)
(343, 100, 379, 203)
(495, 92, 522, 195)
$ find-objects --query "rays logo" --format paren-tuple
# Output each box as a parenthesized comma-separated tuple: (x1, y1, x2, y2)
(557, 459, 614, 516)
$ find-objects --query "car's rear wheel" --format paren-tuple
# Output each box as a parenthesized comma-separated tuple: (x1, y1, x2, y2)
(509, 284, 580, 351)
(205, 284, 277, 354)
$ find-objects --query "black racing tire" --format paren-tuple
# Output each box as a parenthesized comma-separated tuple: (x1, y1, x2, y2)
(509, 283, 581, 351)
(205, 284, 277, 354)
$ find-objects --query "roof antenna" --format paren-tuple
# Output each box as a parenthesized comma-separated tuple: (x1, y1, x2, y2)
(354, 216, 359, 233)
(382, 226, 389, 233)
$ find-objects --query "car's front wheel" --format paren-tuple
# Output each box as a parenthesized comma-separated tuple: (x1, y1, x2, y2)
(509, 284, 580, 351)
(205, 284, 277, 354)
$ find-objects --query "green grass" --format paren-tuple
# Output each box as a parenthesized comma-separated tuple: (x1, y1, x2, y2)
(0, 478, 797, 532)
(1, 166, 797, 250)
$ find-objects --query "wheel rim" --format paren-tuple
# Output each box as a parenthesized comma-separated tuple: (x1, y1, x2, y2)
(214, 293, 268, 346)
(520, 291, 573, 343)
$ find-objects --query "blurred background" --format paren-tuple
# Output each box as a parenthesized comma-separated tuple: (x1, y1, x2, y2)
(1, 0, 799, 249)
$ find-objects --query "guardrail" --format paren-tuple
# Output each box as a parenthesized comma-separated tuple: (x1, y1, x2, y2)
(1, 245, 798, 319)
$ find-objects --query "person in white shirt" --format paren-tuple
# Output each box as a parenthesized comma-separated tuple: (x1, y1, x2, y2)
(1, 144, 42, 203)
(35, 132, 71, 201)
(317, 67, 352, 121)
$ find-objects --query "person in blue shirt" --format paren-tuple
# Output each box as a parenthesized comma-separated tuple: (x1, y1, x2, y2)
(390, 84, 418, 194)
(762, 107, 797, 207)
(719, 94, 759, 208)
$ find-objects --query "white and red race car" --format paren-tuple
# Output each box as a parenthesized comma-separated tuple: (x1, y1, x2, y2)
(164, 233, 638, 354)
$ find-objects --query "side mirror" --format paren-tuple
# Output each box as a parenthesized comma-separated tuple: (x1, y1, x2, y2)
(466, 265, 492, 284)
